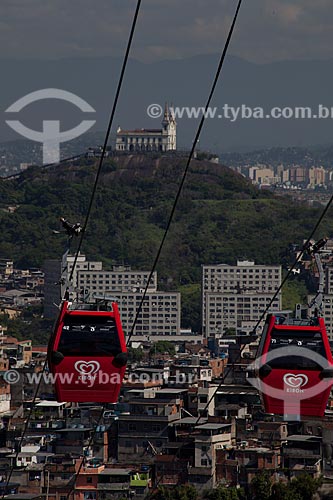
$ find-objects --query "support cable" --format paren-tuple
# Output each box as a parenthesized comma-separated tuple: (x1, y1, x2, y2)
(194, 195, 333, 427)
(2, 2, 142, 496)
(69, 0, 142, 284)
(126, 0, 244, 345)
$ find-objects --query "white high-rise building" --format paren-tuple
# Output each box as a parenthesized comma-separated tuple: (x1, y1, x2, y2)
(308, 264, 333, 338)
(60, 254, 180, 337)
(202, 260, 282, 336)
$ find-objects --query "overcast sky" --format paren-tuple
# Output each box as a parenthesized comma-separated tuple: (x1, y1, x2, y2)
(1, 0, 332, 63)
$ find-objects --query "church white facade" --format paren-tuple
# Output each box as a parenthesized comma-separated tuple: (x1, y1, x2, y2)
(116, 104, 176, 152)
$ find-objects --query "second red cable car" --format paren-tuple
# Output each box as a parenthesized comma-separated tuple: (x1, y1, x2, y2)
(255, 313, 333, 417)
(252, 238, 333, 418)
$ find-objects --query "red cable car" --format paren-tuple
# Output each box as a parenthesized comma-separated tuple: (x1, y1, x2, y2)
(255, 313, 333, 417)
(48, 299, 127, 403)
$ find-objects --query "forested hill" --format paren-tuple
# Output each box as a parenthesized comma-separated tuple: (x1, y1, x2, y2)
(1, 154, 333, 285)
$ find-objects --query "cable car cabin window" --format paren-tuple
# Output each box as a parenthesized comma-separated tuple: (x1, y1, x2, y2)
(268, 329, 326, 370)
(58, 315, 121, 357)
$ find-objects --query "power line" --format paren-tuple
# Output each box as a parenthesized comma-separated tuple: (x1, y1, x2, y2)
(126, 0, 244, 345)
(8, 0, 332, 491)
(2, 373, 47, 498)
(2, 153, 86, 181)
(61, 0, 143, 496)
(67, 1, 245, 493)
(65, 407, 105, 500)
(2, 1, 142, 496)
(251, 194, 333, 335)
(69, 0, 142, 283)
(193, 200, 333, 428)
(170, 218, 332, 473)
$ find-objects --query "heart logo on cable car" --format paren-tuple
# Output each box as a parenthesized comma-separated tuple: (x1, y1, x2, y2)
(74, 360, 100, 375)
(283, 373, 308, 388)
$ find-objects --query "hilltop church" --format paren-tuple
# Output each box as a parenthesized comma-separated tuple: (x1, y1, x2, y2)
(116, 104, 176, 152)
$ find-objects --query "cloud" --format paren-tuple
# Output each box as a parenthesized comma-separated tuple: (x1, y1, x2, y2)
(0, 0, 332, 63)
(271, 3, 302, 24)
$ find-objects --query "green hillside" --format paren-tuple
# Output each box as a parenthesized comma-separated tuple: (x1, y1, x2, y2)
(1, 154, 332, 287)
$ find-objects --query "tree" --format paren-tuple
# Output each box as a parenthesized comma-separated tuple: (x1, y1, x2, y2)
(148, 486, 173, 500)
(148, 485, 198, 500)
(203, 485, 241, 500)
(0, 313, 54, 345)
(282, 278, 308, 311)
(127, 346, 144, 363)
(271, 482, 301, 500)
(176, 484, 198, 500)
(269, 474, 322, 500)
(288, 473, 322, 500)
(149, 341, 176, 356)
(251, 470, 272, 500)
(223, 328, 236, 336)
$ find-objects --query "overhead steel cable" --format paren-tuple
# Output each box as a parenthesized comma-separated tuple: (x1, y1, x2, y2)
(168, 221, 333, 477)
(2, 1, 142, 496)
(62, 1, 144, 497)
(126, 0, 244, 345)
(2, 153, 86, 181)
(67, 2, 245, 495)
(2, 386, 45, 498)
(69, 0, 142, 284)
(65, 406, 106, 500)
(66, 0, 333, 487)
(251, 194, 333, 335)
(192, 195, 333, 428)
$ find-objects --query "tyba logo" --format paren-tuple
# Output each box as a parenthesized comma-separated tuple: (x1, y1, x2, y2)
(5, 88, 96, 164)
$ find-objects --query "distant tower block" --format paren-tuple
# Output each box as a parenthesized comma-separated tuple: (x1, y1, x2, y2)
(116, 103, 176, 152)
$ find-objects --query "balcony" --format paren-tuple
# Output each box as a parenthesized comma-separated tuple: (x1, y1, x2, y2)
(283, 449, 321, 458)
(118, 412, 180, 422)
(188, 466, 213, 476)
(48, 477, 74, 486)
(304, 465, 321, 472)
(56, 439, 91, 447)
(28, 420, 65, 430)
(130, 473, 150, 487)
(195, 433, 231, 444)
(97, 483, 129, 491)
(157, 476, 179, 486)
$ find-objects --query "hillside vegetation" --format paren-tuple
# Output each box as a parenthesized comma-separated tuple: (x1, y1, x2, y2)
(1, 154, 332, 306)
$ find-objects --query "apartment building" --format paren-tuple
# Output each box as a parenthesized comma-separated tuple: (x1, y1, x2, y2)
(77, 264, 157, 295)
(75, 258, 180, 337)
(281, 436, 322, 479)
(202, 260, 282, 336)
(43, 259, 62, 319)
(44, 254, 181, 337)
(43, 254, 102, 319)
(308, 263, 333, 337)
(63, 253, 103, 297)
(117, 391, 182, 464)
(0, 260, 13, 279)
(113, 292, 180, 336)
(188, 423, 232, 492)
